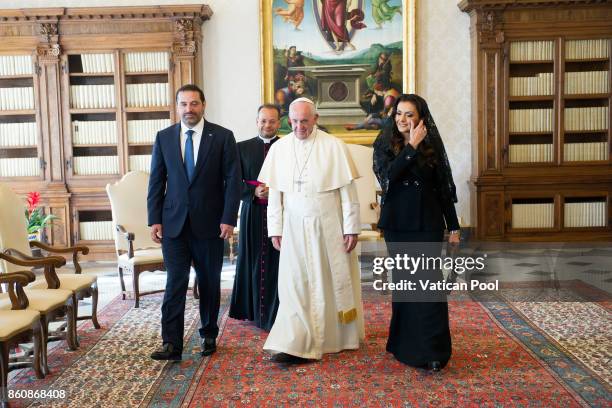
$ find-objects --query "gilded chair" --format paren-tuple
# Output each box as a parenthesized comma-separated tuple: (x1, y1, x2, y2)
(106, 171, 165, 308)
(0, 260, 76, 376)
(0, 183, 99, 349)
(106, 171, 199, 308)
(0, 271, 44, 408)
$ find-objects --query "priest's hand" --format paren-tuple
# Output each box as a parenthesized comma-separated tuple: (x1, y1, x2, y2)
(344, 234, 358, 253)
(255, 184, 269, 198)
(219, 223, 234, 239)
(151, 224, 162, 244)
(271, 236, 282, 251)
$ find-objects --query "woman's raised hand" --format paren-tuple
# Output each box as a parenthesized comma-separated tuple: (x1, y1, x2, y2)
(408, 120, 427, 149)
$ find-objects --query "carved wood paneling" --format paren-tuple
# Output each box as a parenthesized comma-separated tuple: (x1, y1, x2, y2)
(0, 6, 212, 21)
(503, 7, 612, 24)
(482, 192, 505, 238)
(0, 25, 38, 38)
(35, 22, 64, 183)
(484, 51, 499, 171)
(60, 21, 173, 36)
(49, 204, 68, 246)
(461, 0, 612, 241)
(44, 64, 64, 182)
(458, 0, 611, 13)
(173, 59, 193, 91)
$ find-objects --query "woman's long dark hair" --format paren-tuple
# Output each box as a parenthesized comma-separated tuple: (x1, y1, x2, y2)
(390, 94, 436, 167)
(383, 93, 458, 203)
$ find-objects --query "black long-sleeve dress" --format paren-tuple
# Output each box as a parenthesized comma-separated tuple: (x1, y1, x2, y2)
(373, 130, 459, 368)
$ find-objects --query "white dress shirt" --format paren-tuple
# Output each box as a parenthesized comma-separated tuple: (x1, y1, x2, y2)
(180, 118, 205, 165)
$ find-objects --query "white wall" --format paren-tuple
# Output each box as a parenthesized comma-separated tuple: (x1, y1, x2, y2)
(4, 0, 472, 224)
(416, 1, 471, 225)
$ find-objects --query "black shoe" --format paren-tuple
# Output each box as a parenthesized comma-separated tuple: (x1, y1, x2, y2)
(201, 337, 216, 356)
(427, 361, 441, 372)
(150, 343, 181, 361)
(271, 352, 309, 364)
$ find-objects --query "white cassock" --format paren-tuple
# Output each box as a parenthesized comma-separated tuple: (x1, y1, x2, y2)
(258, 127, 365, 359)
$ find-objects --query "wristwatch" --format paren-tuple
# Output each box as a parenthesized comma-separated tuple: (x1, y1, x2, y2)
(449, 230, 460, 235)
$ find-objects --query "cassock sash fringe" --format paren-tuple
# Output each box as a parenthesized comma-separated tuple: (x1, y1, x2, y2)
(338, 308, 357, 324)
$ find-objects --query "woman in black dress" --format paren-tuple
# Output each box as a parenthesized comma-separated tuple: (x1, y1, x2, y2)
(373, 94, 460, 371)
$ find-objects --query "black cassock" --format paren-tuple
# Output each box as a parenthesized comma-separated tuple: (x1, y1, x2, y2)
(229, 136, 280, 331)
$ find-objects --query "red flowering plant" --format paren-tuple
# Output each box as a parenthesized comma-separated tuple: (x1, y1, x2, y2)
(25, 192, 57, 235)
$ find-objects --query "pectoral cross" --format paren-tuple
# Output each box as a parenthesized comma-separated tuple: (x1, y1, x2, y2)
(295, 179, 305, 192)
(292, 130, 317, 193)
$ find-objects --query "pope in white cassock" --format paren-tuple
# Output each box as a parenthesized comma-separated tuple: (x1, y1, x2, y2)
(258, 98, 365, 363)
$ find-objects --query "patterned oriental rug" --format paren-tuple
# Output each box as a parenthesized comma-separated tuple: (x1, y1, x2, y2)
(7, 287, 610, 407)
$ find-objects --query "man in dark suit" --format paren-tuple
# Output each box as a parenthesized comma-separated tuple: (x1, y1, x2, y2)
(147, 84, 241, 360)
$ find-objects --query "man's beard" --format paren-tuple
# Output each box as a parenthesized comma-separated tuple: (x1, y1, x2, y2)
(182, 114, 201, 126)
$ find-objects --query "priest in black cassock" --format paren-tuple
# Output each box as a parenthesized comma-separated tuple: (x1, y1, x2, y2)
(229, 104, 281, 331)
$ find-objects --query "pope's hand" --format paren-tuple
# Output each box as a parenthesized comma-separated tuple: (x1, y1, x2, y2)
(344, 234, 358, 253)
(219, 223, 234, 239)
(271, 236, 282, 251)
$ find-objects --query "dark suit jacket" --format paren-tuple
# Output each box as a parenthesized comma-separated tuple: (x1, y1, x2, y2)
(147, 121, 241, 239)
(374, 141, 460, 233)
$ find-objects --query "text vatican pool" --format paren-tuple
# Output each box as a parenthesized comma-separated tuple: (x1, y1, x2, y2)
(372, 279, 499, 292)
